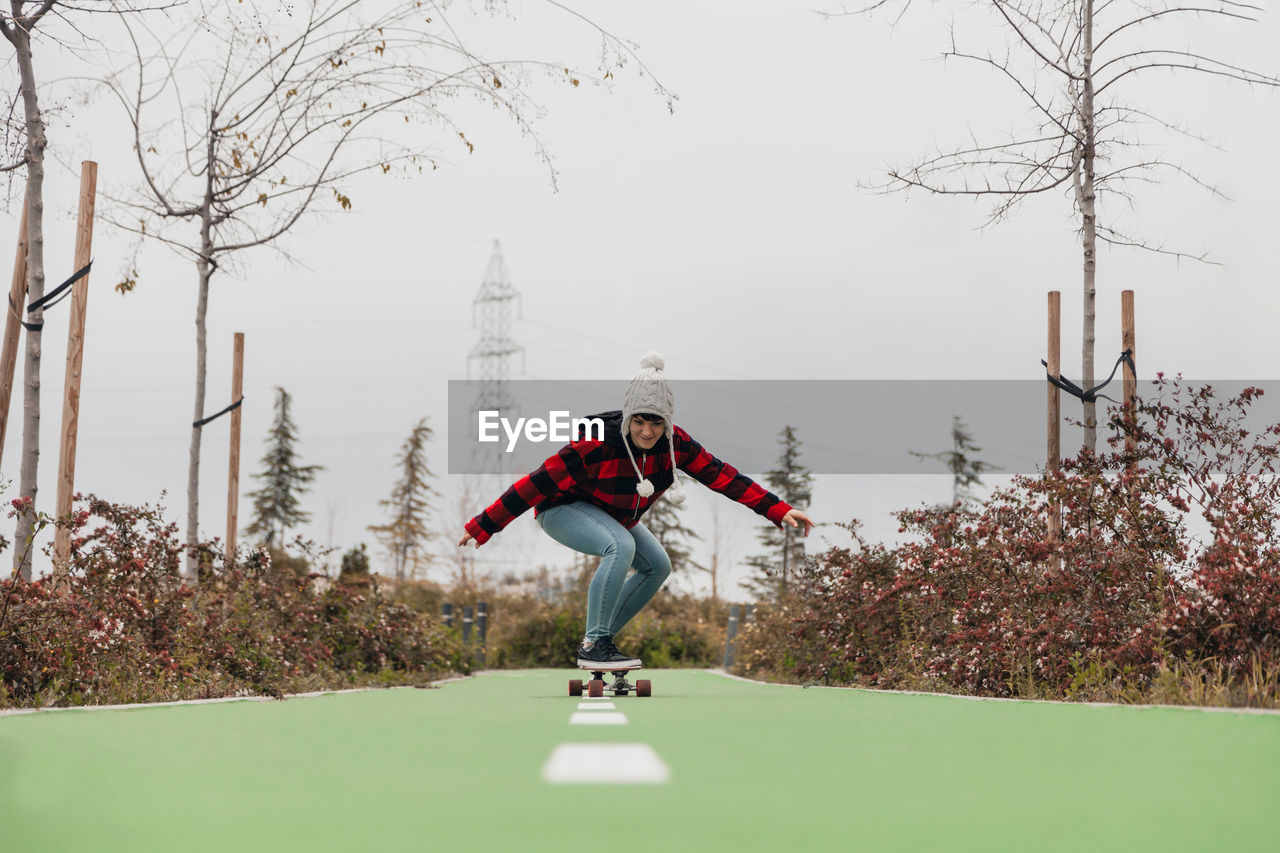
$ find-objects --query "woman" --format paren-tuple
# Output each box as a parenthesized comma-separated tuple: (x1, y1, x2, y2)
(458, 353, 814, 667)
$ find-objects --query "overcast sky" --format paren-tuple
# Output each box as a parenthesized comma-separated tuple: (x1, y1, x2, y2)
(3, 1, 1279, 594)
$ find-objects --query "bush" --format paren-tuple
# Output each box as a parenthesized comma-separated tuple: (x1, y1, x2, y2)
(486, 595, 587, 669)
(390, 578, 447, 616)
(735, 379, 1280, 709)
(731, 597, 804, 683)
(0, 496, 462, 709)
(624, 591, 728, 668)
(481, 569, 729, 669)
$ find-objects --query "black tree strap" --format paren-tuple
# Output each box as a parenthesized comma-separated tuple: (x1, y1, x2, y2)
(1042, 349, 1136, 405)
(194, 397, 244, 428)
(19, 261, 93, 332)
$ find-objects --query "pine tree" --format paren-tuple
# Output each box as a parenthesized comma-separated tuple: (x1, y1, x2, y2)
(745, 425, 814, 600)
(367, 418, 438, 588)
(336, 543, 372, 593)
(910, 416, 998, 506)
(642, 473, 700, 576)
(244, 387, 323, 549)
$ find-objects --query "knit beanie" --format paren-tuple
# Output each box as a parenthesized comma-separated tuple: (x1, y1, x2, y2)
(620, 352, 686, 506)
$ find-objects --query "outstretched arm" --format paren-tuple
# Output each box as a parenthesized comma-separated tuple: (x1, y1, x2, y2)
(461, 440, 599, 547)
(675, 428, 793, 526)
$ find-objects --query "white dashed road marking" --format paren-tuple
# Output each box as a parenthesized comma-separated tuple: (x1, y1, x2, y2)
(542, 744, 671, 784)
(569, 711, 628, 725)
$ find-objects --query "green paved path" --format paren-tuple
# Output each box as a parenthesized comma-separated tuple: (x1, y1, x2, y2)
(3, 670, 1277, 852)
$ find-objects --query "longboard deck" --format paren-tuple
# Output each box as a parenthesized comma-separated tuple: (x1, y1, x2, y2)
(576, 662, 643, 672)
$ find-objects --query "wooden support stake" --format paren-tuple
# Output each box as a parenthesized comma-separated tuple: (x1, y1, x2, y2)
(1047, 291, 1062, 563)
(54, 161, 97, 567)
(1121, 290, 1136, 452)
(225, 332, 245, 564)
(0, 189, 29, 467)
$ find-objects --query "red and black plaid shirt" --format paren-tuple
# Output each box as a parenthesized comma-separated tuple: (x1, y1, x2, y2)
(464, 421, 792, 545)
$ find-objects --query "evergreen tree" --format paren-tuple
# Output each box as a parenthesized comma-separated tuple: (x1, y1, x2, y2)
(367, 418, 438, 588)
(642, 473, 700, 576)
(337, 543, 373, 593)
(910, 416, 998, 505)
(245, 387, 323, 548)
(745, 425, 814, 599)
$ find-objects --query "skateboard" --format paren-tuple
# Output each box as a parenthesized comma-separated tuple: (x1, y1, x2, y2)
(569, 663, 652, 698)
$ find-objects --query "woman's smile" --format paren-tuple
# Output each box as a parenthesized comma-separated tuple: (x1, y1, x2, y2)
(629, 417, 663, 449)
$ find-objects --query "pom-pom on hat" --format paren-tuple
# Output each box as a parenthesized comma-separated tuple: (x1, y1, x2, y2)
(622, 351, 675, 425)
(620, 352, 686, 506)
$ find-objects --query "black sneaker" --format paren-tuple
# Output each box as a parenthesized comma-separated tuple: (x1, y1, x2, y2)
(576, 635, 641, 668)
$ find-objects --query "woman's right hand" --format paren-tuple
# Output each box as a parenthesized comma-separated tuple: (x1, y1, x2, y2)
(458, 531, 477, 549)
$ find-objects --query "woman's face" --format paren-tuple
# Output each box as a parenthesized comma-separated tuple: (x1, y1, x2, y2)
(629, 415, 664, 450)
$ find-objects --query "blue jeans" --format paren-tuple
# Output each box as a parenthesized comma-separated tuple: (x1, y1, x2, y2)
(536, 501, 672, 641)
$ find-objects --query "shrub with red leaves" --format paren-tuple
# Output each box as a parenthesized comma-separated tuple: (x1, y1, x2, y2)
(0, 496, 461, 708)
(745, 378, 1280, 705)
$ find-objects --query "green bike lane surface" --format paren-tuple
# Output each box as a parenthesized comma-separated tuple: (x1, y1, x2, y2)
(3, 669, 1277, 852)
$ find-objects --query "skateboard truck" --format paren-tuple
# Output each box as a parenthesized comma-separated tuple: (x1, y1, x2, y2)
(569, 669, 652, 698)
(596, 670, 635, 696)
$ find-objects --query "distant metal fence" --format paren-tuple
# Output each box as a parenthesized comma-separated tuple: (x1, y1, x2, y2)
(442, 601, 488, 667)
(722, 603, 755, 669)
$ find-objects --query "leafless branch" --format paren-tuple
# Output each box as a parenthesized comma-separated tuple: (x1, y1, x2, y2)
(96, 207, 203, 260)
(1095, 224, 1220, 265)
(991, 0, 1078, 80)
(857, 0, 1277, 266)
(1095, 5, 1259, 54)
(0, 0, 56, 42)
(1097, 49, 1280, 94)
(820, 0, 913, 27)
(943, 46, 1079, 141)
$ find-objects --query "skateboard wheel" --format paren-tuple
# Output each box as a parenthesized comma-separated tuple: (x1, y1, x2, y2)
(636, 679, 652, 697)
(569, 679, 583, 697)
(588, 679, 605, 698)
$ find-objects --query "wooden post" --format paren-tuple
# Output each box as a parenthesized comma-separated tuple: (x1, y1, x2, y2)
(1121, 290, 1136, 452)
(53, 162, 97, 567)
(225, 332, 245, 564)
(1047, 291, 1062, 562)
(0, 189, 29, 467)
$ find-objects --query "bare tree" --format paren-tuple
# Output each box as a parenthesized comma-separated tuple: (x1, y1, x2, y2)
(96, 0, 672, 575)
(445, 474, 485, 593)
(847, 0, 1280, 451)
(2, 1, 175, 578)
(0, 1, 55, 579)
(694, 499, 740, 603)
(322, 498, 340, 578)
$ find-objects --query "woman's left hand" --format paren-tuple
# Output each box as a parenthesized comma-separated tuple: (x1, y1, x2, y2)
(782, 509, 815, 537)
